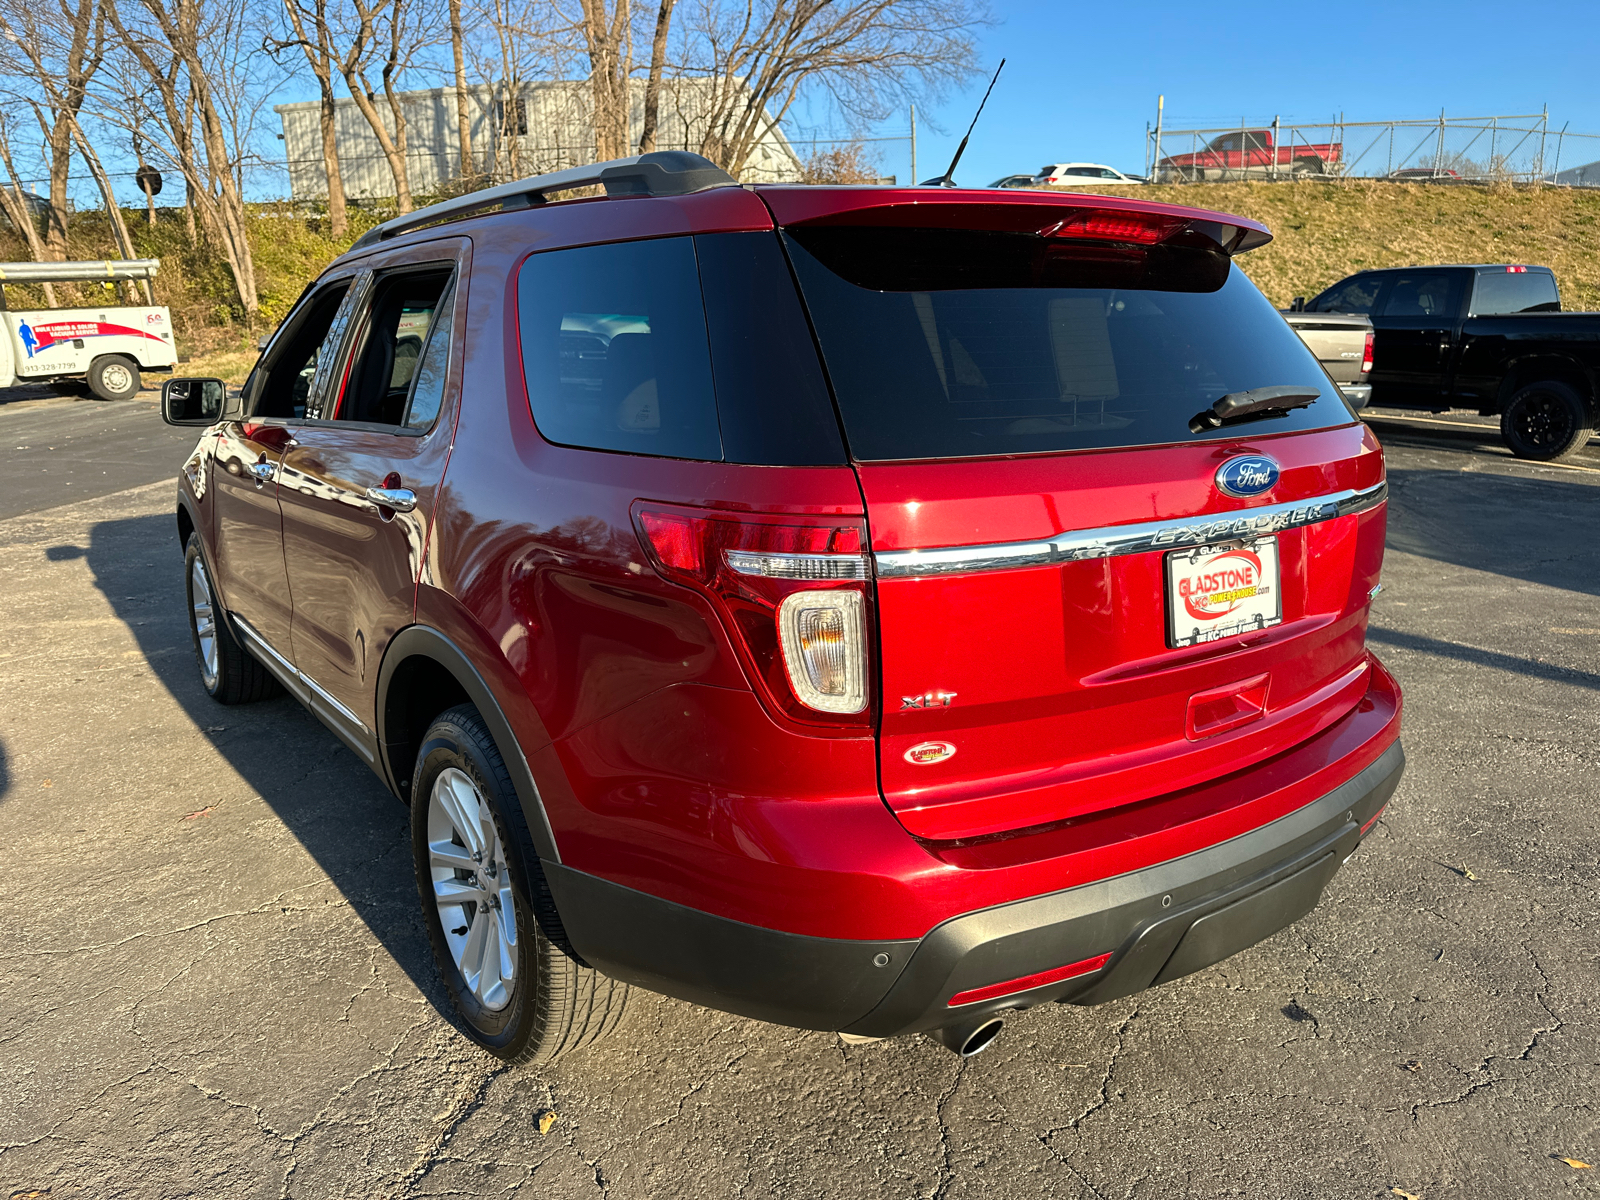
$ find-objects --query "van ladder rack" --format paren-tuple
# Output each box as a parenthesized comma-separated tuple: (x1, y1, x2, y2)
(348, 151, 737, 251)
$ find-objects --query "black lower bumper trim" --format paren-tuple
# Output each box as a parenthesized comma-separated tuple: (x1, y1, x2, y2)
(548, 739, 1404, 1037)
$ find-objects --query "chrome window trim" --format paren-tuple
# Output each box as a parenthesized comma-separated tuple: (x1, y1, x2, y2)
(873, 481, 1387, 579)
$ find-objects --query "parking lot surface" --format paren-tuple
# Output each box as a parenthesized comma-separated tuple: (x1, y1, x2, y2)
(1, 397, 1597, 1198)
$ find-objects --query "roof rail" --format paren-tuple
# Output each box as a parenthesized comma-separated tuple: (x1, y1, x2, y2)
(348, 151, 737, 251)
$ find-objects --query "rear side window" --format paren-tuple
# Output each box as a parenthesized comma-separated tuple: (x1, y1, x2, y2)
(518, 237, 722, 461)
(783, 226, 1346, 461)
(1472, 270, 1560, 315)
(1379, 272, 1461, 318)
(1310, 275, 1381, 314)
(517, 234, 845, 464)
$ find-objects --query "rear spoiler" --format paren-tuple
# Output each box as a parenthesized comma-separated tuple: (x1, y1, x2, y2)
(755, 188, 1273, 255)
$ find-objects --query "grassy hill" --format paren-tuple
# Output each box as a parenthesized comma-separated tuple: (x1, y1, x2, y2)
(1055, 179, 1600, 311)
(5, 179, 1599, 381)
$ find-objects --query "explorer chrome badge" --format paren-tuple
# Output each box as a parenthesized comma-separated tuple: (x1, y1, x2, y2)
(1215, 454, 1281, 498)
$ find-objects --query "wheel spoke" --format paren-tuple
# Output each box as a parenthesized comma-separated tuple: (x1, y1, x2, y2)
(477, 908, 504, 1004)
(434, 877, 488, 909)
(436, 776, 484, 858)
(460, 903, 490, 989)
(428, 839, 477, 872)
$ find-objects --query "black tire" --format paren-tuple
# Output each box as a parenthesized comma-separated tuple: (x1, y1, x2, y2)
(87, 354, 141, 401)
(411, 705, 630, 1065)
(1500, 381, 1594, 461)
(183, 532, 280, 704)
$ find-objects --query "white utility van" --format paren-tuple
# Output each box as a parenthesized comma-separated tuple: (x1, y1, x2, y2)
(0, 259, 178, 400)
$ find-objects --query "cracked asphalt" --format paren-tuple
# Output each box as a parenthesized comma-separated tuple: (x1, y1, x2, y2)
(1, 397, 1597, 1199)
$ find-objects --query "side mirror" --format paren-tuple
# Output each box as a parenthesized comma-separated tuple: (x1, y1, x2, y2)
(1290, 296, 1306, 312)
(162, 377, 227, 426)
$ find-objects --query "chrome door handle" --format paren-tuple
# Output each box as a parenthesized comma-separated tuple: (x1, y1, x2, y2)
(365, 486, 417, 512)
(248, 461, 276, 482)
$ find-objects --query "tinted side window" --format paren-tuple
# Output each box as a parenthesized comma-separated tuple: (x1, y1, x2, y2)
(1310, 275, 1381, 314)
(1380, 273, 1461, 318)
(518, 237, 721, 461)
(694, 232, 844, 466)
(331, 268, 452, 425)
(1473, 270, 1560, 315)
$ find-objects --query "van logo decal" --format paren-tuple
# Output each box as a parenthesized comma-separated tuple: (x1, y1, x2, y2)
(904, 741, 957, 765)
(1215, 455, 1281, 498)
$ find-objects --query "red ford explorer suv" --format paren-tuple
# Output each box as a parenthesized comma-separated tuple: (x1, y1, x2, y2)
(163, 152, 1402, 1061)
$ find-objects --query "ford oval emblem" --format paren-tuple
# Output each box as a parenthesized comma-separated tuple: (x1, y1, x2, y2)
(1215, 455, 1281, 498)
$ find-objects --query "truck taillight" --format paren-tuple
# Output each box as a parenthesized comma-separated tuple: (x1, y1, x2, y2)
(1361, 331, 1374, 374)
(634, 503, 872, 727)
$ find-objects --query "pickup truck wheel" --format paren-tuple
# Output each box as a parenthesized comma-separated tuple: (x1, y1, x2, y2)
(87, 354, 141, 401)
(412, 706, 630, 1065)
(1500, 381, 1594, 461)
(184, 533, 280, 703)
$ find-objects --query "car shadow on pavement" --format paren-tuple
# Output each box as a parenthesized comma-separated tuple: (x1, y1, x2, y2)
(1385, 465, 1600, 598)
(78, 511, 450, 1009)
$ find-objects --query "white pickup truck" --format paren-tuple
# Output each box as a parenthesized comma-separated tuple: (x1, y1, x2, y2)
(0, 259, 178, 400)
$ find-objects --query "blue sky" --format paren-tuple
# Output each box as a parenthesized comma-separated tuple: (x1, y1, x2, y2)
(854, 0, 1600, 184)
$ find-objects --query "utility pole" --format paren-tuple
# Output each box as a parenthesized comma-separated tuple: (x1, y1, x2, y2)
(910, 104, 917, 184)
(1436, 108, 1446, 178)
(1152, 95, 1164, 182)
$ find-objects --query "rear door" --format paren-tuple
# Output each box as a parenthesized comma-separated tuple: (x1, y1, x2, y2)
(1368, 268, 1469, 403)
(779, 212, 1387, 842)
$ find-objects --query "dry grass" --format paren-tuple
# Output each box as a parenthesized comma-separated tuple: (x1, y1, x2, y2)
(1049, 179, 1600, 310)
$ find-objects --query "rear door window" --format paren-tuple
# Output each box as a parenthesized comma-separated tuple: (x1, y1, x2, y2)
(1310, 275, 1381, 314)
(782, 226, 1346, 461)
(1379, 272, 1461, 318)
(1472, 270, 1560, 315)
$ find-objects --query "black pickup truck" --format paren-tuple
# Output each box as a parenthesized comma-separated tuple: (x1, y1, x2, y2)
(1294, 264, 1600, 460)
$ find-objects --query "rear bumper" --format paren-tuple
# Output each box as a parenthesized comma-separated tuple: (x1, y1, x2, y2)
(548, 737, 1404, 1037)
(1340, 383, 1372, 409)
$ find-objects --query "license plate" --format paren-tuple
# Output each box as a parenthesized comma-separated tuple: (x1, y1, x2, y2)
(1166, 537, 1282, 647)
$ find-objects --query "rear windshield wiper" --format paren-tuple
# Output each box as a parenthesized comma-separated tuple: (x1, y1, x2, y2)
(1189, 386, 1320, 433)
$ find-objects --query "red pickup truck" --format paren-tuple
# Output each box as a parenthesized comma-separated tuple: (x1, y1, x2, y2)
(1158, 130, 1341, 182)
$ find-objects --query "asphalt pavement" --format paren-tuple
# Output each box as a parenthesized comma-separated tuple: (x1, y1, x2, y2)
(1, 396, 1597, 1199)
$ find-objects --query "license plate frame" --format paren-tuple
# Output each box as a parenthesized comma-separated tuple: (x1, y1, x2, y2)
(1165, 536, 1282, 648)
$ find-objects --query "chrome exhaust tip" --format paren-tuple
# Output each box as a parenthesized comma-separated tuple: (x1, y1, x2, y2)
(930, 1015, 1005, 1057)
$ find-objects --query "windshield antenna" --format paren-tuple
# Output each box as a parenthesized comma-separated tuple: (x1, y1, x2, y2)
(932, 58, 1005, 187)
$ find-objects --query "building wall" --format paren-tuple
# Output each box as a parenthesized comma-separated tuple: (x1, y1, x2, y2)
(275, 79, 803, 202)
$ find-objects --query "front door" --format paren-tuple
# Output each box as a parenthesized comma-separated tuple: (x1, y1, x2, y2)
(278, 249, 465, 744)
(210, 280, 353, 652)
(1368, 269, 1467, 405)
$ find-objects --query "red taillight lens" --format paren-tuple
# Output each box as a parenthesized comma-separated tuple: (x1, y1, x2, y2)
(1506, 265, 1527, 273)
(1044, 210, 1182, 244)
(1361, 330, 1374, 374)
(634, 503, 871, 727)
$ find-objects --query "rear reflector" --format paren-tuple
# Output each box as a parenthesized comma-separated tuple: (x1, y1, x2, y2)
(1359, 803, 1388, 836)
(947, 951, 1113, 1007)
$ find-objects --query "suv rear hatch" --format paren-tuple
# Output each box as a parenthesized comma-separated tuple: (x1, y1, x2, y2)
(765, 191, 1388, 842)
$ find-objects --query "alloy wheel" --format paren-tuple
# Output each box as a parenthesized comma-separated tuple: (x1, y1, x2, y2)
(190, 556, 219, 690)
(427, 766, 518, 1011)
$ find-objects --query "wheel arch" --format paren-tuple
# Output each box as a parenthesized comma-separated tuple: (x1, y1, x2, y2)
(1495, 356, 1597, 418)
(375, 624, 561, 864)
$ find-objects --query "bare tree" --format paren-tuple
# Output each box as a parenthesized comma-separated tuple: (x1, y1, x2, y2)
(682, 0, 983, 179)
(272, 0, 351, 236)
(106, 0, 263, 313)
(0, 0, 110, 258)
(637, 0, 675, 152)
(335, 0, 438, 212)
(0, 113, 60, 304)
(447, 0, 476, 179)
(576, 0, 633, 161)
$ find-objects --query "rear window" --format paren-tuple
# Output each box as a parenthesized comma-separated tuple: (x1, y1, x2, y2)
(782, 226, 1347, 461)
(1310, 275, 1381, 314)
(1472, 270, 1560, 315)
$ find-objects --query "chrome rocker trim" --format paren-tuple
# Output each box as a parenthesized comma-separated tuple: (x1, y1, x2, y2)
(234, 616, 375, 756)
(874, 481, 1387, 579)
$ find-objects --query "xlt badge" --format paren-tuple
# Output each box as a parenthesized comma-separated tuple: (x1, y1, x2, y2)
(901, 690, 957, 711)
